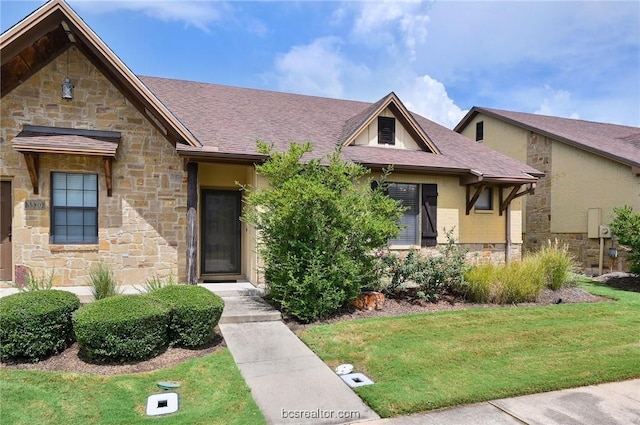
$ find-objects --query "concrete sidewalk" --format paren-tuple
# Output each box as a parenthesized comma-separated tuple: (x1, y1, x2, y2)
(358, 379, 640, 425)
(220, 321, 380, 425)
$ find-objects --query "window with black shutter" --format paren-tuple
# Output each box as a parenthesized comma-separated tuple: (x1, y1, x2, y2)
(378, 117, 395, 145)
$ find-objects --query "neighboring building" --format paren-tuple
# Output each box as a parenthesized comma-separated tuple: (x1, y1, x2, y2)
(1, 1, 542, 287)
(455, 107, 640, 273)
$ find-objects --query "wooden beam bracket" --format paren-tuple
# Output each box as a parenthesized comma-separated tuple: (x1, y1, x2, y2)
(103, 157, 113, 197)
(465, 183, 487, 215)
(499, 183, 536, 215)
(23, 153, 40, 194)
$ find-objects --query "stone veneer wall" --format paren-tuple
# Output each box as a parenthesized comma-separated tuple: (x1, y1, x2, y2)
(419, 243, 521, 265)
(0, 46, 187, 286)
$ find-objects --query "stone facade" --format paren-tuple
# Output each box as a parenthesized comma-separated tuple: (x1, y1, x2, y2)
(0, 46, 187, 286)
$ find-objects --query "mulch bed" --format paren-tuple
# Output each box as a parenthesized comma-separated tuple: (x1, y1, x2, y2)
(2, 273, 636, 374)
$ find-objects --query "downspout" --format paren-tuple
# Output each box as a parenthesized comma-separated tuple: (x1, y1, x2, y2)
(505, 203, 512, 264)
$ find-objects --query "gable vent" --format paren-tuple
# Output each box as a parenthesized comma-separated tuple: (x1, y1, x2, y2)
(378, 117, 395, 145)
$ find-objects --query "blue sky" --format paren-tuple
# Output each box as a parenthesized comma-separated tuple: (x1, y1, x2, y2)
(1, 1, 639, 128)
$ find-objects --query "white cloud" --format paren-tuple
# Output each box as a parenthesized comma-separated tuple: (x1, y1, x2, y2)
(350, 0, 430, 58)
(71, 0, 225, 32)
(400, 75, 467, 129)
(534, 86, 580, 120)
(274, 37, 369, 99)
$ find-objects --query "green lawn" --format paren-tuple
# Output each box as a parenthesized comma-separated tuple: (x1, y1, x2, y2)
(299, 279, 640, 417)
(0, 348, 265, 425)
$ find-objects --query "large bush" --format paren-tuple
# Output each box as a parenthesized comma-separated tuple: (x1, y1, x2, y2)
(610, 205, 640, 274)
(0, 290, 80, 362)
(242, 142, 403, 323)
(73, 295, 169, 363)
(146, 285, 224, 347)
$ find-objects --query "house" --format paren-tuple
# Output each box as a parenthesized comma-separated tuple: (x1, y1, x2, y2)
(0, 0, 543, 287)
(455, 107, 640, 273)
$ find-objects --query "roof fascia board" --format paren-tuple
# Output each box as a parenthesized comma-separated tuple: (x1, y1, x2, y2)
(341, 93, 441, 154)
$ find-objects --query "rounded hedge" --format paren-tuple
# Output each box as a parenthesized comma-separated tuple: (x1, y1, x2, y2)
(146, 285, 225, 348)
(73, 295, 169, 363)
(0, 290, 80, 362)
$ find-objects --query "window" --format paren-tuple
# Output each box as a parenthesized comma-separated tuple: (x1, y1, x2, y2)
(476, 121, 484, 141)
(475, 187, 493, 211)
(387, 183, 419, 245)
(378, 117, 396, 145)
(51, 172, 98, 244)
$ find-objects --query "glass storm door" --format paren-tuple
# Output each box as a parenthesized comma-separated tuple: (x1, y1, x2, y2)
(201, 190, 241, 274)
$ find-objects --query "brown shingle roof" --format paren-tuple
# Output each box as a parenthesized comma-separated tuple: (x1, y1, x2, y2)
(141, 76, 543, 182)
(455, 107, 640, 169)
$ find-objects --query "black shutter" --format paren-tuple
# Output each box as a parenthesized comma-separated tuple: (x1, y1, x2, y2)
(476, 121, 484, 141)
(421, 184, 437, 247)
(378, 117, 395, 145)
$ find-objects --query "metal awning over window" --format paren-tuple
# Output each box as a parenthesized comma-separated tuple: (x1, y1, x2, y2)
(12, 125, 120, 196)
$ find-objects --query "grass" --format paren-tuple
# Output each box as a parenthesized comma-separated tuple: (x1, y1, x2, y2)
(0, 349, 266, 425)
(299, 278, 640, 417)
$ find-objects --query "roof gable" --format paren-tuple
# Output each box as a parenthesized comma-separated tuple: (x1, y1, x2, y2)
(456, 107, 640, 170)
(0, 0, 200, 148)
(339, 92, 441, 154)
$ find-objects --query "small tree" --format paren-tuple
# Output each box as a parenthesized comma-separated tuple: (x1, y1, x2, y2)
(610, 205, 640, 274)
(242, 142, 403, 322)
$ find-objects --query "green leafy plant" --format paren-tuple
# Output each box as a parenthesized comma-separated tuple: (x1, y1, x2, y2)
(11, 268, 54, 292)
(610, 205, 640, 274)
(241, 141, 403, 323)
(87, 262, 120, 300)
(373, 229, 470, 301)
(0, 290, 80, 362)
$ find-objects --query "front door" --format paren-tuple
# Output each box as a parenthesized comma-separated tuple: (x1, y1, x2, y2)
(201, 190, 242, 275)
(0, 181, 12, 281)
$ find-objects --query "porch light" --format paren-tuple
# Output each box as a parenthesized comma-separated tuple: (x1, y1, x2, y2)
(61, 47, 73, 100)
(62, 77, 74, 100)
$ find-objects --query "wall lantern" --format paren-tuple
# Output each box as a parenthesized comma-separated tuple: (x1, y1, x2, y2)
(61, 48, 74, 100)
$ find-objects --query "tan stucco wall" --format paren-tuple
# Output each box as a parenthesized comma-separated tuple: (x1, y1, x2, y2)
(354, 108, 421, 150)
(550, 141, 640, 232)
(379, 172, 522, 264)
(0, 46, 187, 286)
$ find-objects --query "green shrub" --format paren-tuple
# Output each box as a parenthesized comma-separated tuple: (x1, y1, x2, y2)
(146, 285, 224, 348)
(373, 230, 470, 301)
(11, 268, 54, 292)
(241, 142, 403, 323)
(610, 205, 640, 274)
(532, 239, 576, 290)
(0, 290, 80, 362)
(73, 295, 169, 363)
(87, 262, 120, 300)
